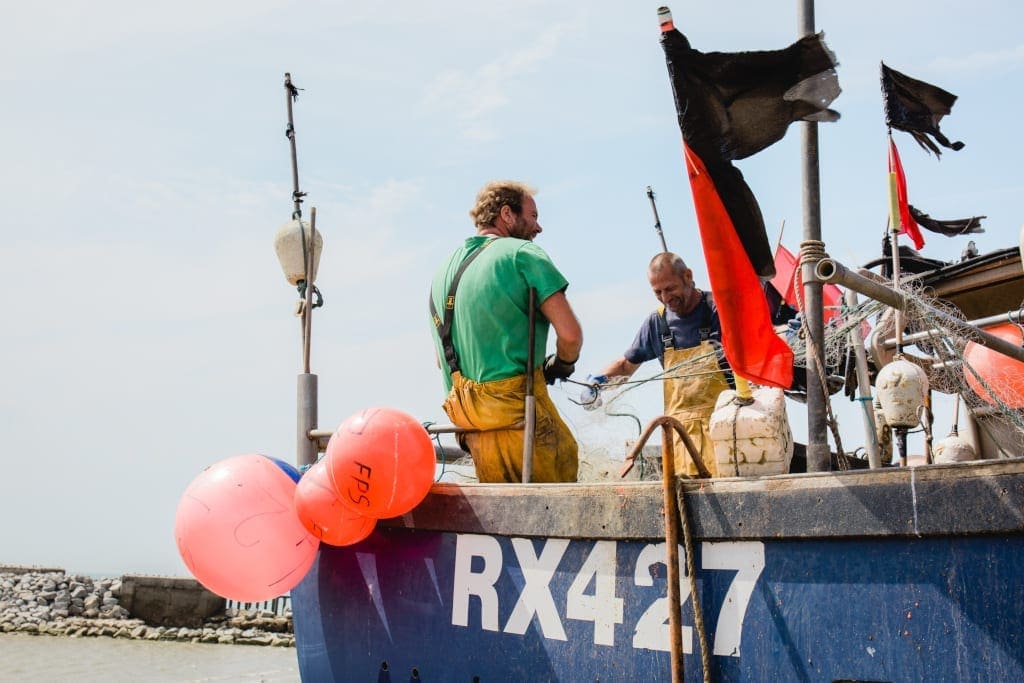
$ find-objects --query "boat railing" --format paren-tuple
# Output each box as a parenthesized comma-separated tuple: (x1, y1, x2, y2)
(225, 594, 292, 617)
(309, 422, 522, 455)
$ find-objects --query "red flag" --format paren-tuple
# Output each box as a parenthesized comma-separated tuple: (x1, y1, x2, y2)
(769, 244, 800, 308)
(770, 244, 844, 324)
(888, 137, 925, 250)
(684, 144, 793, 388)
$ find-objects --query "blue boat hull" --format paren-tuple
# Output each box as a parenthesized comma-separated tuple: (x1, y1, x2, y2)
(293, 463, 1024, 681)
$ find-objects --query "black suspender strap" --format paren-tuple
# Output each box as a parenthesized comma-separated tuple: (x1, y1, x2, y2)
(659, 292, 714, 349)
(698, 291, 713, 342)
(657, 305, 674, 351)
(428, 239, 495, 375)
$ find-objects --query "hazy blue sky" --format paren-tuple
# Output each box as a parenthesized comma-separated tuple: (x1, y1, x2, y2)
(2, 1, 1021, 576)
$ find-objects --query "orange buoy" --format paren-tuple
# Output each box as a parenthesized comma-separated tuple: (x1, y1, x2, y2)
(964, 323, 1024, 409)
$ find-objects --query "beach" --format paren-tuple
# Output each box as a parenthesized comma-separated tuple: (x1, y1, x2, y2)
(0, 632, 299, 682)
(0, 568, 300, 680)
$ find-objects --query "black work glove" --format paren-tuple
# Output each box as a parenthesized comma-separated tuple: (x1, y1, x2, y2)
(542, 354, 576, 385)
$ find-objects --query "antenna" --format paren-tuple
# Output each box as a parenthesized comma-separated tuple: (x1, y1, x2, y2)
(646, 186, 669, 253)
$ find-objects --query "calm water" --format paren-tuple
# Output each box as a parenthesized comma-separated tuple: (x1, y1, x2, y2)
(0, 633, 300, 682)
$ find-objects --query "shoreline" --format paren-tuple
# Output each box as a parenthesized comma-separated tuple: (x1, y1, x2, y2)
(0, 569, 294, 647)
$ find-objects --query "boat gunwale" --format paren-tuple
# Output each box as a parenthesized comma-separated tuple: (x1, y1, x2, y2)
(381, 458, 1024, 542)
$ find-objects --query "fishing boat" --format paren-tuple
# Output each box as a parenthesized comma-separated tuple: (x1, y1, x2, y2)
(281, 8, 1024, 683)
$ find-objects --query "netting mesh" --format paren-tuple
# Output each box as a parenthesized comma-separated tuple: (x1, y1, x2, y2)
(895, 283, 1024, 452)
(583, 273, 1024, 461)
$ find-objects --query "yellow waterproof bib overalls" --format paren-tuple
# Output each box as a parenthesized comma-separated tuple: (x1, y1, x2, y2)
(430, 243, 578, 483)
(658, 300, 729, 478)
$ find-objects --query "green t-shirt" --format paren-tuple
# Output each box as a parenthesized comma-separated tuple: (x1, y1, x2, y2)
(430, 236, 569, 393)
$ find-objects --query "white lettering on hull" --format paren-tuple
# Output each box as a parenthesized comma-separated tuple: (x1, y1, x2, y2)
(451, 534, 765, 656)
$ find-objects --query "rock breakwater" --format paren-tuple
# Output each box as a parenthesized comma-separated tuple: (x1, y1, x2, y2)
(0, 569, 294, 647)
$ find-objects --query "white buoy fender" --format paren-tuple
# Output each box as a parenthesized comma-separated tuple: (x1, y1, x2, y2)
(875, 358, 928, 428)
(933, 434, 977, 463)
(709, 387, 793, 477)
(274, 219, 323, 286)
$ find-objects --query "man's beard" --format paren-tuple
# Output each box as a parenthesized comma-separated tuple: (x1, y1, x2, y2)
(509, 216, 533, 241)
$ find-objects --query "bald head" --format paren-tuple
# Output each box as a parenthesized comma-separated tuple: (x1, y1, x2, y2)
(648, 252, 689, 278)
(647, 252, 698, 316)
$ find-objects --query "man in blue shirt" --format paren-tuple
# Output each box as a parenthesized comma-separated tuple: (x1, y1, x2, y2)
(582, 252, 730, 477)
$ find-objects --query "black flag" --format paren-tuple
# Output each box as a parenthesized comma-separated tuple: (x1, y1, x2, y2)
(661, 18, 840, 277)
(881, 63, 965, 156)
(909, 205, 985, 236)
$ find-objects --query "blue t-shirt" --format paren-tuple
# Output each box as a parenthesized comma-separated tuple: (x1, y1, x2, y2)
(624, 291, 722, 368)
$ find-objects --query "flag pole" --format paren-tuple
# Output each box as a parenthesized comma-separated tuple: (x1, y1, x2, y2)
(886, 134, 905, 353)
(774, 219, 786, 254)
(798, 0, 830, 472)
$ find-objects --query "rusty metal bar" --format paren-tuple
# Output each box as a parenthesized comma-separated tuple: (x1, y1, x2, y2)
(619, 414, 712, 682)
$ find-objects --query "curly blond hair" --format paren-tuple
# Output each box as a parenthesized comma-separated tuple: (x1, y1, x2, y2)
(469, 180, 537, 229)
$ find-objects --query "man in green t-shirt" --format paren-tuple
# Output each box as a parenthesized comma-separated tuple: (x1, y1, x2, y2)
(429, 180, 583, 483)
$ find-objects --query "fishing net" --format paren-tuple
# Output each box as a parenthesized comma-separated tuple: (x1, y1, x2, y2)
(885, 282, 1024, 457)
(582, 273, 1024, 460)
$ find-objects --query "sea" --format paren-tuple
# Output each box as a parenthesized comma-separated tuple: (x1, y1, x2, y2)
(0, 633, 300, 682)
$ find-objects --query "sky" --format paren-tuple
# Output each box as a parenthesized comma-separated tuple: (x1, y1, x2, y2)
(1, 1, 1021, 576)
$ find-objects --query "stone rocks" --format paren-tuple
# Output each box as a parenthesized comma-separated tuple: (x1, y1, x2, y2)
(0, 569, 294, 648)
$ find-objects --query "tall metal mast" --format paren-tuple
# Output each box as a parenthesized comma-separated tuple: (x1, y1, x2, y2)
(282, 72, 320, 470)
(798, 0, 831, 472)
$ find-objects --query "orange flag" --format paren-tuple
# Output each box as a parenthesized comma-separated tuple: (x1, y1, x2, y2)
(684, 144, 794, 388)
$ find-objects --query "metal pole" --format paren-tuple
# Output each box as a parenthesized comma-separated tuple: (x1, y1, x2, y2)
(284, 73, 305, 219)
(798, 0, 830, 472)
(284, 72, 317, 469)
(646, 186, 669, 253)
(297, 373, 318, 468)
(522, 288, 537, 483)
(844, 289, 880, 468)
(816, 258, 1024, 363)
(303, 208, 316, 374)
(296, 207, 318, 469)
(882, 309, 1024, 349)
(661, 422, 684, 683)
(886, 146, 905, 353)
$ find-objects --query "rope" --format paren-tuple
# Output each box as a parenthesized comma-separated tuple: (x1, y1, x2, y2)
(730, 400, 744, 477)
(677, 483, 712, 682)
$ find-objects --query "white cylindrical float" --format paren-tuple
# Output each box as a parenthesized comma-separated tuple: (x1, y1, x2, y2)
(933, 434, 977, 463)
(274, 219, 323, 286)
(874, 358, 928, 428)
(709, 387, 793, 477)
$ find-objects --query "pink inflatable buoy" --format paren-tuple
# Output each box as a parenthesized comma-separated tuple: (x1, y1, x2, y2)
(325, 407, 435, 518)
(174, 454, 319, 602)
(295, 460, 376, 546)
(964, 323, 1024, 409)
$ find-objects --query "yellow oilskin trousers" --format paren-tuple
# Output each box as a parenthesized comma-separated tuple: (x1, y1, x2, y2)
(663, 340, 730, 478)
(443, 369, 578, 483)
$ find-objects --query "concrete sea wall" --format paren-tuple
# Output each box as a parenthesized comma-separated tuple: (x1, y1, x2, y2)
(0, 567, 294, 647)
